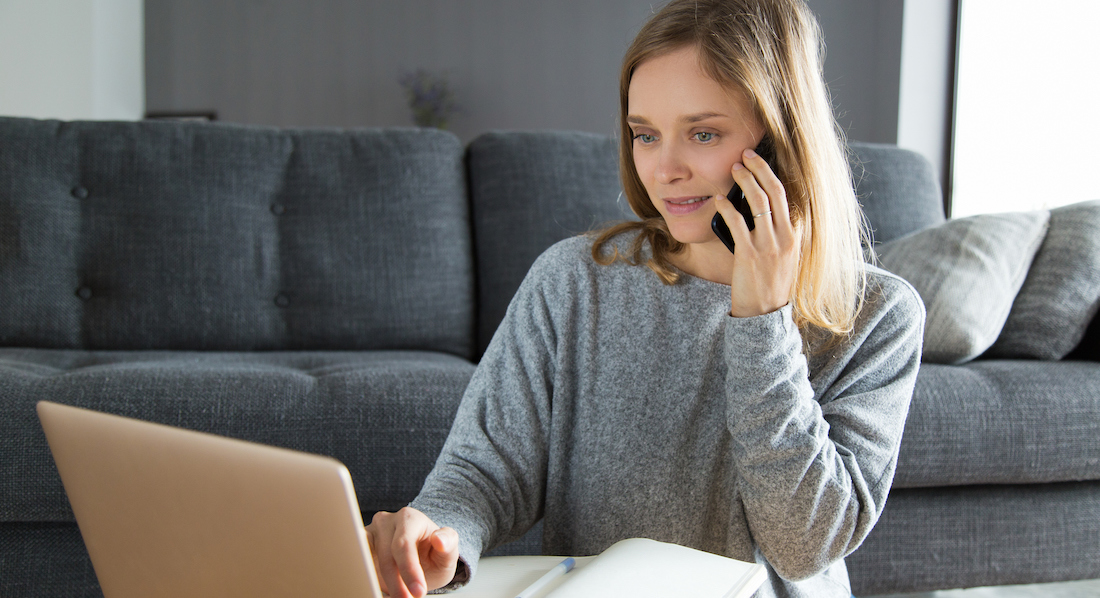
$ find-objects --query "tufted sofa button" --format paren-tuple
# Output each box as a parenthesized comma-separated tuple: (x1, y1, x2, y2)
(270, 203, 286, 215)
(75, 286, 93, 300)
(274, 294, 290, 307)
(71, 186, 89, 199)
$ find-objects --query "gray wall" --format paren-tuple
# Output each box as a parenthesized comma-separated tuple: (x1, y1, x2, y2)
(145, 0, 657, 142)
(145, 0, 919, 149)
(811, 0, 905, 144)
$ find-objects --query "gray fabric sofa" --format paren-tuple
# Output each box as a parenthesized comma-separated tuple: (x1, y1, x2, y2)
(1, 116, 1097, 597)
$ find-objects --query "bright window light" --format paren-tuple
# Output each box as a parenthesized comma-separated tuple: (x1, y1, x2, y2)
(951, 0, 1100, 217)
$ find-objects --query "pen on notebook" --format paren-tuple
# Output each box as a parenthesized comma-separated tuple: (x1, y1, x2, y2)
(514, 557, 575, 598)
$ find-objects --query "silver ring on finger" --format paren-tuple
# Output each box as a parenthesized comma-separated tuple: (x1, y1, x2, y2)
(753, 210, 772, 218)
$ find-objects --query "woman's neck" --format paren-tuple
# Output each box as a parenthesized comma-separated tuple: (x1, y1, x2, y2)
(671, 241, 735, 286)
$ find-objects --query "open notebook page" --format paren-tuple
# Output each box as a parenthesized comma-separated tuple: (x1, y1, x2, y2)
(452, 538, 765, 598)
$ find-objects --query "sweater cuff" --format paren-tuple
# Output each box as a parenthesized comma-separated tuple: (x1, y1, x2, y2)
(428, 557, 471, 593)
(724, 303, 800, 358)
(408, 498, 487, 591)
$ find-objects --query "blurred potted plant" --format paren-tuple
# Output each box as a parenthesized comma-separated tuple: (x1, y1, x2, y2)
(399, 69, 461, 129)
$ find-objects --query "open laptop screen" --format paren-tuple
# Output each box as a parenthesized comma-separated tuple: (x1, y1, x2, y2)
(37, 401, 383, 598)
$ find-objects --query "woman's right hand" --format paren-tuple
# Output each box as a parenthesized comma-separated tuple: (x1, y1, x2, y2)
(366, 507, 460, 598)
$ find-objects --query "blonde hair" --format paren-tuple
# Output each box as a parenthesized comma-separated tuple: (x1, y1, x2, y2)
(592, 0, 868, 338)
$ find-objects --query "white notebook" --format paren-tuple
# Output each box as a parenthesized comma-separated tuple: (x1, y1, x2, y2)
(454, 538, 767, 598)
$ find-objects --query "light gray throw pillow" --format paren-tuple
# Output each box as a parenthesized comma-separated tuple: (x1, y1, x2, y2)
(987, 200, 1100, 360)
(875, 210, 1050, 364)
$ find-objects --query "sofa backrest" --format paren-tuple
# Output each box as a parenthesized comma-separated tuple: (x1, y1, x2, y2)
(848, 141, 946, 244)
(466, 131, 630, 355)
(467, 134, 946, 357)
(0, 117, 475, 358)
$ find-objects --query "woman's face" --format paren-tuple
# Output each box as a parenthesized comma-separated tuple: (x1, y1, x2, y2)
(627, 45, 764, 248)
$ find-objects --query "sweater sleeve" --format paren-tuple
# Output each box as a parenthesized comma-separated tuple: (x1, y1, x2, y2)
(724, 273, 924, 581)
(410, 250, 563, 586)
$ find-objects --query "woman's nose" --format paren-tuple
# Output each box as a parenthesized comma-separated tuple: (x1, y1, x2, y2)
(654, 143, 689, 184)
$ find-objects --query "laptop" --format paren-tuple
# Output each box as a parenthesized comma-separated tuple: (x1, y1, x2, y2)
(36, 401, 384, 598)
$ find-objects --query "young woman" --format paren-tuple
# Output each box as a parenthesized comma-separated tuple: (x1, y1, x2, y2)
(366, 1, 924, 596)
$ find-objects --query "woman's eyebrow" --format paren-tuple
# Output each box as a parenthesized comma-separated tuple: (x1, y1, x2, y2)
(682, 112, 727, 123)
(626, 112, 729, 126)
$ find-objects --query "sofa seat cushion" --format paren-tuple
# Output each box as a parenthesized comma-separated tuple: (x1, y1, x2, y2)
(0, 348, 474, 522)
(848, 481, 1100, 594)
(893, 360, 1100, 488)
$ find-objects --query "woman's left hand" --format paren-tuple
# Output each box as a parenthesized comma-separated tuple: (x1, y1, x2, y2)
(713, 147, 802, 318)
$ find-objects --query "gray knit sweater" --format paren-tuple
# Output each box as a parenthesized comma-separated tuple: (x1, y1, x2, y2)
(412, 233, 924, 597)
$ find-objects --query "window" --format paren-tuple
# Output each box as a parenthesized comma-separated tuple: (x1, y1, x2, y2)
(951, 0, 1100, 217)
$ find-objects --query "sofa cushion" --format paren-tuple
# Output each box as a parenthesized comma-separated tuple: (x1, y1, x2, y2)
(467, 131, 628, 355)
(0, 523, 99, 598)
(848, 142, 946, 245)
(875, 210, 1050, 364)
(0, 348, 474, 522)
(0, 117, 475, 358)
(988, 200, 1100, 360)
(848, 481, 1100, 595)
(892, 360, 1100, 488)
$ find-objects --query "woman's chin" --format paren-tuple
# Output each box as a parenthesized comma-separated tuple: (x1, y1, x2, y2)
(666, 221, 721, 247)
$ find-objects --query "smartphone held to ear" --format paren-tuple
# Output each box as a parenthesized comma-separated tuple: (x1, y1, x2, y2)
(710, 136, 777, 254)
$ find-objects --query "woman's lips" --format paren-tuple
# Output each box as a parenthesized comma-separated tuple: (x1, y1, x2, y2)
(663, 195, 712, 215)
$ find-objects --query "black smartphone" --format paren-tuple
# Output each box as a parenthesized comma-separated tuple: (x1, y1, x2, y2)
(710, 135, 777, 254)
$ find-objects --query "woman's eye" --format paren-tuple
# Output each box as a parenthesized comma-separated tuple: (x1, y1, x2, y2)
(634, 133, 657, 144)
(694, 132, 715, 142)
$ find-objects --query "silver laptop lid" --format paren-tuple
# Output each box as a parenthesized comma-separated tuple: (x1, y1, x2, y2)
(37, 401, 383, 598)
